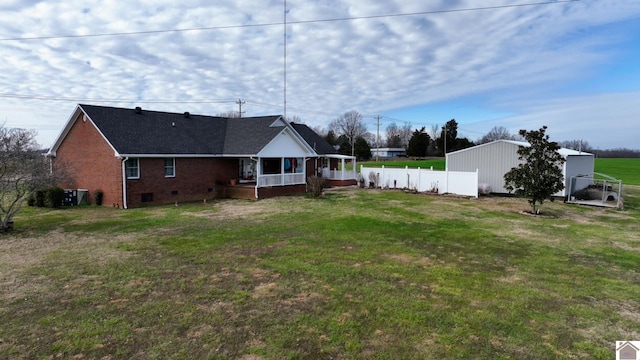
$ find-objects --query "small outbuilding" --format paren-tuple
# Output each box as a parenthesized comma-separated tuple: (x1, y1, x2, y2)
(371, 147, 407, 159)
(445, 140, 594, 197)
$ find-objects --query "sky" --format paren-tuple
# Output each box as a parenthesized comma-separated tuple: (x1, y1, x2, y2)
(1, 0, 639, 150)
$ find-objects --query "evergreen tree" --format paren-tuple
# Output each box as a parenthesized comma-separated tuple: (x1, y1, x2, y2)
(504, 126, 565, 215)
(353, 136, 372, 161)
(336, 134, 352, 156)
(324, 130, 338, 146)
(406, 127, 430, 157)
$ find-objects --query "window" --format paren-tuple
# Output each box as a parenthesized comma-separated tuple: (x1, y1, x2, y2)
(126, 158, 139, 179)
(285, 157, 303, 173)
(164, 158, 175, 177)
(261, 158, 281, 175)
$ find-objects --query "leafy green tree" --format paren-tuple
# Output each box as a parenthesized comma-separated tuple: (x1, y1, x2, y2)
(406, 127, 430, 157)
(353, 136, 372, 161)
(503, 126, 565, 215)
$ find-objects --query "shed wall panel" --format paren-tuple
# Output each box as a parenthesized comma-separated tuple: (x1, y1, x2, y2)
(447, 141, 595, 196)
(447, 142, 522, 193)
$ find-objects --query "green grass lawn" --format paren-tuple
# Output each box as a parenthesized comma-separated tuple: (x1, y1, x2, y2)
(358, 158, 446, 170)
(1, 187, 639, 359)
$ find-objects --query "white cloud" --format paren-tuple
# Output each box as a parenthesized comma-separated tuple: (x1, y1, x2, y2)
(0, 0, 638, 148)
(461, 91, 640, 149)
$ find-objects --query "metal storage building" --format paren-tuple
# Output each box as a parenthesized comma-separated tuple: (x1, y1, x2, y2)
(445, 140, 594, 197)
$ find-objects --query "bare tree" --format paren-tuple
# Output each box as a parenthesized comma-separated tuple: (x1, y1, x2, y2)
(216, 111, 241, 118)
(559, 139, 591, 152)
(311, 125, 326, 138)
(398, 122, 413, 149)
(478, 126, 519, 144)
(385, 122, 401, 147)
(429, 124, 440, 141)
(328, 110, 368, 157)
(287, 115, 303, 123)
(0, 127, 56, 231)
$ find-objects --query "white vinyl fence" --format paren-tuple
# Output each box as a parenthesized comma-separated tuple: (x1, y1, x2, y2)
(360, 166, 478, 198)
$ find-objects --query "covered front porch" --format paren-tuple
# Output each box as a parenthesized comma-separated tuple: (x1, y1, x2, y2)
(229, 154, 358, 199)
(228, 157, 308, 199)
(319, 154, 358, 186)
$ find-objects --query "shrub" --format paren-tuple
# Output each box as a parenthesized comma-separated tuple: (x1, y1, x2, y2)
(34, 190, 46, 207)
(368, 171, 379, 188)
(357, 173, 366, 188)
(93, 189, 104, 206)
(45, 187, 65, 208)
(307, 176, 326, 198)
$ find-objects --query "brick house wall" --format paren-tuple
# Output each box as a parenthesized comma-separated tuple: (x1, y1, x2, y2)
(53, 114, 124, 207)
(126, 157, 238, 207)
(258, 184, 307, 198)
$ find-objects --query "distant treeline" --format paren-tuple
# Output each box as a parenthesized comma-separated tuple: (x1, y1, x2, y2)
(591, 148, 640, 158)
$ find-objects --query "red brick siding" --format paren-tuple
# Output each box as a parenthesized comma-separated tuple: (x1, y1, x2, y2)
(258, 184, 307, 198)
(53, 114, 123, 207)
(126, 157, 238, 207)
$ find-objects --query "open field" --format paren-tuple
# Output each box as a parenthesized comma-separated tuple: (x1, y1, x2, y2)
(594, 158, 640, 186)
(1, 186, 639, 359)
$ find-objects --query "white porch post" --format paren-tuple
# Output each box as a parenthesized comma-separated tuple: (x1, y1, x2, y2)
(281, 157, 285, 186)
(341, 158, 346, 180)
(255, 158, 261, 186)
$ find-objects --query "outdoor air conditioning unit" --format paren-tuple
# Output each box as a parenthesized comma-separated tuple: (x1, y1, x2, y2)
(63, 189, 89, 206)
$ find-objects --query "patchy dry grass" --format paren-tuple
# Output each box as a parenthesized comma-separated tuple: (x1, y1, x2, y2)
(1, 186, 639, 359)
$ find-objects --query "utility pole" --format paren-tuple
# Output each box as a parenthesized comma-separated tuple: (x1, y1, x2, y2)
(375, 115, 381, 162)
(235, 99, 245, 118)
(443, 123, 447, 156)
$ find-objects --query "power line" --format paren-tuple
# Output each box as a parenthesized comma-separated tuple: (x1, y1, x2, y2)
(0, 93, 236, 104)
(0, 1, 580, 42)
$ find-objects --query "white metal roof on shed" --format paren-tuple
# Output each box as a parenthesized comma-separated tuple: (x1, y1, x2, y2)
(446, 140, 593, 158)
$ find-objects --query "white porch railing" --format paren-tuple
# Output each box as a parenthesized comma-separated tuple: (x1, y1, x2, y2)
(322, 168, 357, 181)
(257, 173, 306, 187)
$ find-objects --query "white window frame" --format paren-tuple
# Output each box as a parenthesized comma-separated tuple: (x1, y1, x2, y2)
(126, 158, 140, 179)
(164, 157, 175, 178)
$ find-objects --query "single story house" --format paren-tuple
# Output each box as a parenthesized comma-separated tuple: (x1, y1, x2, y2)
(445, 140, 594, 197)
(47, 104, 357, 208)
(370, 147, 407, 158)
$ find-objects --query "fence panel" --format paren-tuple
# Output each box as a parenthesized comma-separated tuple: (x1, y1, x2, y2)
(360, 166, 478, 197)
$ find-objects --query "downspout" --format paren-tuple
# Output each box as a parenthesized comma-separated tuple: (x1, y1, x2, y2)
(251, 156, 259, 199)
(121, 157, 129, 209)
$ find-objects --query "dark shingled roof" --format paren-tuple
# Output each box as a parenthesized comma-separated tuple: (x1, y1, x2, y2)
(79, 104, 285, 155)
(291, 123, 338, 155)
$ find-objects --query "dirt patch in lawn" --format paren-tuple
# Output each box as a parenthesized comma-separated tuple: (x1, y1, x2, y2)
(189, 198, 305, 221)
(0, 230, 136, 304)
